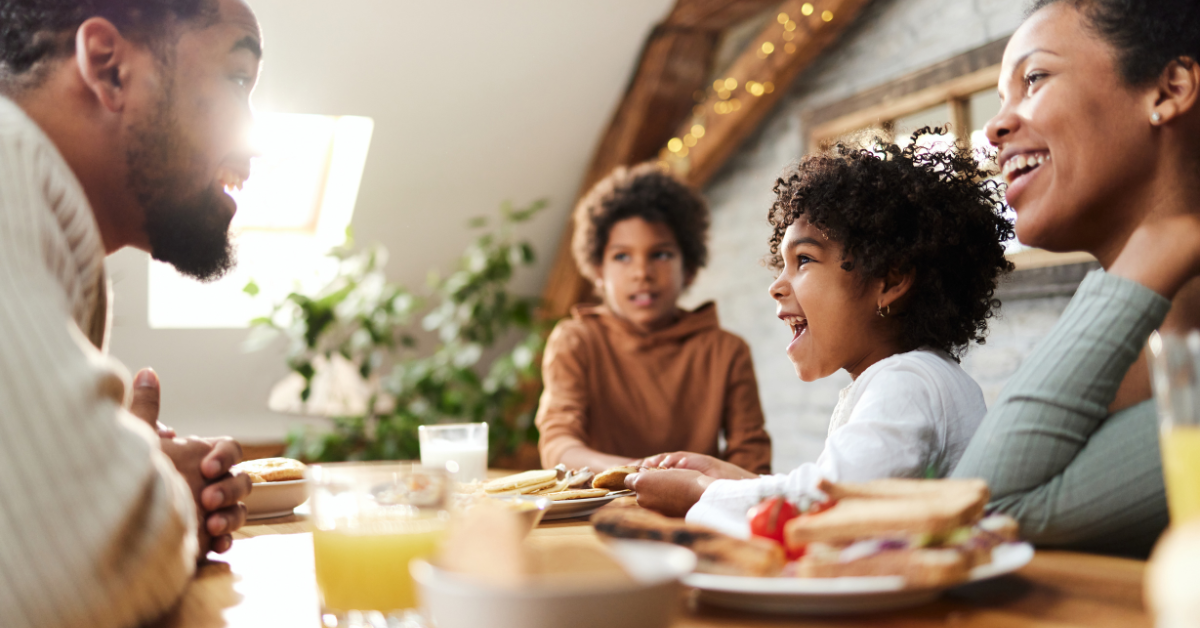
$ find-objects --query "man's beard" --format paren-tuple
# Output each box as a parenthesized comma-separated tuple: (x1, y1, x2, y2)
(126, 83, 236, 283)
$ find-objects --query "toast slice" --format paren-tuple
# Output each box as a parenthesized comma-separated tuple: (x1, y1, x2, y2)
(818, 478, 989, 505)
(796, 545, 969, 588)
(785, 479, 990, 547)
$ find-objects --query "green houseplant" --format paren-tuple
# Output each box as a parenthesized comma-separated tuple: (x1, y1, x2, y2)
(246, 200, 549, 464)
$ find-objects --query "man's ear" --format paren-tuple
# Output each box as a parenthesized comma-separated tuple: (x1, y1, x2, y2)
(75, 18, 131, 113)
(878, 268, 915, 310)
(1149, 56, 1200, 124)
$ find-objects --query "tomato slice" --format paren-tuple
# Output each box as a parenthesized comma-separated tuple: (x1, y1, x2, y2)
(747, 497, 799, 545)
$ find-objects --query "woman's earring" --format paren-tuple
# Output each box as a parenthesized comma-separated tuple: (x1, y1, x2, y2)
(1151, 112, 1162, 124)
(877, 304, 890, 318)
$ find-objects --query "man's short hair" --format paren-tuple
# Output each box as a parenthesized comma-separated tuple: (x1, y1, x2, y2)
(0, 0, 217, 83)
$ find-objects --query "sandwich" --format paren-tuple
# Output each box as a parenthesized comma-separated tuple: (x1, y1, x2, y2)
(786, 478, 1018, 587)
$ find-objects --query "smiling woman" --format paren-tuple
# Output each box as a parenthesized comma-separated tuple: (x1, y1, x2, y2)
(950, 0, 1200, 556)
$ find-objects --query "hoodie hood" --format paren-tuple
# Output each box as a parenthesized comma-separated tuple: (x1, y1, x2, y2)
(570, 301, 721, 352)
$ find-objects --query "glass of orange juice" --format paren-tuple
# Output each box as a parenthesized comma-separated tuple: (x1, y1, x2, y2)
(1149, 331, 1200, 524)
(308, 462, 449, 627)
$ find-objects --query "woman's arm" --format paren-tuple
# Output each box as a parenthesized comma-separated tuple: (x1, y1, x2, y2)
(952, 217, 1200, 553)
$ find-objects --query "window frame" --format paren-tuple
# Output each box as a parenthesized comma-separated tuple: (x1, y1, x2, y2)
(799, 38, 1094, 270)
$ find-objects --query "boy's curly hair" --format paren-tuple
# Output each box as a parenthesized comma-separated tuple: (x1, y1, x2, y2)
(572, 163, 709, 282)
(768, 129, 1015, 361)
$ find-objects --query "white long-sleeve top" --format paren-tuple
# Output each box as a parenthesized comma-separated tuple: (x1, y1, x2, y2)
(686, 348, 987, 538)
(0, 96, 197, 628)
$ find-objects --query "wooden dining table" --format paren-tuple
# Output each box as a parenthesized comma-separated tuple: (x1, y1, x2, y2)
(158, 501, 1153, 628)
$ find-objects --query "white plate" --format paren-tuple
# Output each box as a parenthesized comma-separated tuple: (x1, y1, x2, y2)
(684, 542, 1034, 615)
(243, 479, 309, 520)
(518, 490, 632, 521)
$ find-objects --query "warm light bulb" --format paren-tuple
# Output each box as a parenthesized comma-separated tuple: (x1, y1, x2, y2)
(785, 20, 797, 31)
(724, 77, 738, 91)
(763, 81, 775, 93)
(712, 79, 725, 91)
(822, 10, 834, 21)
(683, 134, 697, 147)
(691, 124, 705, 138)
(761, 42, 775, 54)
(782, 31, 795, 41)
(667, 138, 683, 152)
(801, 3, 814, 16)
(777, 12, 789, 24)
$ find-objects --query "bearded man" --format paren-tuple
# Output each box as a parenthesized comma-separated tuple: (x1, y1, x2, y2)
(0, 0, 262, 626)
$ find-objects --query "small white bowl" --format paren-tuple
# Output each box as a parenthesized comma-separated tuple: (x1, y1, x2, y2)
(411, 540, 696, 628)
(243, 479, 308, 519)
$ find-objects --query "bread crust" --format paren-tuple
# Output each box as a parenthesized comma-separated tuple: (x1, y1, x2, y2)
(796, 547, 969, 588)
(785, 479, 990, 547)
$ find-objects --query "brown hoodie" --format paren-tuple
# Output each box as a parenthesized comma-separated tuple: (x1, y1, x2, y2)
(535, 302, 772, 474)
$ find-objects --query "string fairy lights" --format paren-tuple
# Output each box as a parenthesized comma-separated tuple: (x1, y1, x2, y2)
(657, 1, 840, 173)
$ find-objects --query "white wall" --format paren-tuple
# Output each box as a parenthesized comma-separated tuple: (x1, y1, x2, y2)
(106, 0, 675, 442)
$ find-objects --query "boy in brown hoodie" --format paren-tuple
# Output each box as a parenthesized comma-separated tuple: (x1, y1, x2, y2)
(535, 164, 772, 474)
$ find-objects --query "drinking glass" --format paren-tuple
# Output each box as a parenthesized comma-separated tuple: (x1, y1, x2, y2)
(418, 423, 488, 483)
(308, 462, 449, 628)
(1148, 331, 1200, 524)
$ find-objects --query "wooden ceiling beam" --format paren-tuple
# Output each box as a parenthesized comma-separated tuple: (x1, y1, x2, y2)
(664, 0, 784, 30)
(662, 0, 874, 187)
(540, 0, 870, 320)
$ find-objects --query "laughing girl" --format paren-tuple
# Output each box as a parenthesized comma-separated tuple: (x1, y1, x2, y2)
(629, 132, 1015, 536)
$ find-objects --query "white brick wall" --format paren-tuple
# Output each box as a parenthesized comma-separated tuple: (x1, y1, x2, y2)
(679, 0, 1065, 472)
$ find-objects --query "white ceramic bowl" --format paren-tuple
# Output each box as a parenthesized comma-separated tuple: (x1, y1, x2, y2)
(243, 479, 308, 519)
(411, 540, 696, 628)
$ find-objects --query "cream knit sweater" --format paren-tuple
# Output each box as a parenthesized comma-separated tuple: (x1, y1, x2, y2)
(0, 96, 197, 628)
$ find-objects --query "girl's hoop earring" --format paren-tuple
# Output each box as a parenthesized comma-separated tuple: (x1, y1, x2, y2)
(877, 304, 890, 318)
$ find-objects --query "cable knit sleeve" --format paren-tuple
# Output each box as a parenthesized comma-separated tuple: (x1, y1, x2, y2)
(952, 270, 1171, 555)
(0, 97, 197, 628)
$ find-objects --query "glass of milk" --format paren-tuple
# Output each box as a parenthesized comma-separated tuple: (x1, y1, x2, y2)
(418, 423, 489, 483)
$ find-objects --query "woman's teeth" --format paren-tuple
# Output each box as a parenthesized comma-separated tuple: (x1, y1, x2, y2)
(1002, 152, 1050, 184)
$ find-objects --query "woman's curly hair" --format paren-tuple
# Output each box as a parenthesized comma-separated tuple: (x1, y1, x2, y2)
(767, 129, 1015, 361)
(572, 163, 709, 282)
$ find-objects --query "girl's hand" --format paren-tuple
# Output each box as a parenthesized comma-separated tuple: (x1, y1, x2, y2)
(641, 451, 758, 480)
(1110, 214, 1200, 299)
(625, 469, 714, 517)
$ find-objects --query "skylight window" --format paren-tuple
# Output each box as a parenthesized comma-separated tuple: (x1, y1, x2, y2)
(147, 113, 374, 329)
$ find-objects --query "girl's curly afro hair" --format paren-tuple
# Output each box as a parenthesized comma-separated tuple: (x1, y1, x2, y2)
(768, 129, 1015, 361)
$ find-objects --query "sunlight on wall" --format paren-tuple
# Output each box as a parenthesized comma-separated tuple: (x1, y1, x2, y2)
(148, 113, 374, 329)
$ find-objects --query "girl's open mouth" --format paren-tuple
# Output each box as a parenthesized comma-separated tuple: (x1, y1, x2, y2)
(782, 315, 807, 343)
